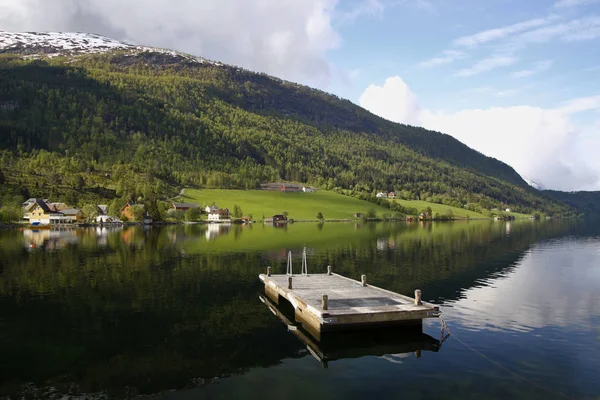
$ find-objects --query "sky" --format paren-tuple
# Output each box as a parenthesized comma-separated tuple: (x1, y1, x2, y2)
(1, 0, 600, 191)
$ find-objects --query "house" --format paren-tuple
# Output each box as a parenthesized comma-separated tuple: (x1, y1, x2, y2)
(24, 199, 65, 226)
(60, 209, 85, 223)
(353, 213, 363, 218)
(419, 212, 430, 221)
(376, 192, 387, 198)
(121, 203, 144, 221)
(23, 198, 49, 208)
(205, 205, 220, 214)
(143, 215, 153, 224)
(272, 214, 288, 222)
(505, 208, 511, 213)
(97, 214, 118, 223)
(97, 205, 109, 215)
(302, 186, 315, 193)
(47, 202, 69, 212)
(388, 192, 396, 199)
(172, 202, 200, 211)
(208, 209, 230, 221)
(280, 184, 302, 192)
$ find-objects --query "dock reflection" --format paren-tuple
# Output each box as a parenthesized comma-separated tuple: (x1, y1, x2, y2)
(259, 294, 441, 368)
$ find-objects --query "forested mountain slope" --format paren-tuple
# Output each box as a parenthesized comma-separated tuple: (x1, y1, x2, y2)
(0, 31, 587, 216)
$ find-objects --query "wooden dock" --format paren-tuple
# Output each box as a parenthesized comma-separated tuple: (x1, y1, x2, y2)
(259, 294, 440, 367)
(259, 266, 440, 338)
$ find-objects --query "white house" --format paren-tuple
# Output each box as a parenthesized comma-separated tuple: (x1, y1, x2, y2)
(302, 186, 315, 193)
(208, 209, 230, 221)
(97, 215, 120, 223)
(205, 205, 220, 214)
(376, 192, 387, 198)
(505, 208, 511, 212)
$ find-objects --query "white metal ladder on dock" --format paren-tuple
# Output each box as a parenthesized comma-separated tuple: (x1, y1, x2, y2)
(286, 248, 309, 276)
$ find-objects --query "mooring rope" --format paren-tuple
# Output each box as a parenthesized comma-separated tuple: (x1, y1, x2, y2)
(438, 315, 575, 400)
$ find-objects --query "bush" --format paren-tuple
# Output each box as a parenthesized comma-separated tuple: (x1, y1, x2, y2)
(185, 207, 201, 221)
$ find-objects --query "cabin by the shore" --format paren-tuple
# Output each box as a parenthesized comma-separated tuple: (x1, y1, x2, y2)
(205, 204, 220, 214)
(208, 208, 230, 221)
(172, 202, 200, 211)
(24, 199, 82, 225)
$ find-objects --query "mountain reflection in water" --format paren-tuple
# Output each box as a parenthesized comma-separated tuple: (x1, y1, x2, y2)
(0, 219, 598, 399)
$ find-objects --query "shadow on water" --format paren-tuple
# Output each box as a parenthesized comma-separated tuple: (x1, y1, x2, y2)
(258, 293, 442, 369)
(0, 219, 598, 398)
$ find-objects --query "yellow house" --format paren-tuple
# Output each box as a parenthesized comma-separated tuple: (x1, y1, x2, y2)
(24, 199, 70, 226)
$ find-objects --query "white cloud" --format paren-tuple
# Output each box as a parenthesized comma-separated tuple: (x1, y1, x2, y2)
(358, 76, 421, 126)
(512, 60, 553, 78)
(554, 0, 600, 8)
(335, 0, 385, 25)
(518, 15, 600, 43)
(419, 50, 466, 68)
(0, 0, 341, 86)
(359, 76, 600, 191)
(453, 16, 559, 47)
(455, 55, 518, 77)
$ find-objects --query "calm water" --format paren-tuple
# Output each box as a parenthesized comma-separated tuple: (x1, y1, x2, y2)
(0, 220, 599, 399)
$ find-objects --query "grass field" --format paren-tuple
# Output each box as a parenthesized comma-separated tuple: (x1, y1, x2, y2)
(182, 189, 393, 220)
(391, 199, 530, 219)
(181, 189, 532, 221)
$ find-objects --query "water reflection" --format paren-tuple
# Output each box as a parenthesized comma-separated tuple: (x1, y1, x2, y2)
(0, 220, 599, 399)
(447, 238, 600, 333)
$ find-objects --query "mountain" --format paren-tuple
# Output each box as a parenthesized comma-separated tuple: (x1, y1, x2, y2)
(0, 31, 588, 216)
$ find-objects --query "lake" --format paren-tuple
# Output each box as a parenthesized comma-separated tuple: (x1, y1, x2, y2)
(0, 220, 599, 399)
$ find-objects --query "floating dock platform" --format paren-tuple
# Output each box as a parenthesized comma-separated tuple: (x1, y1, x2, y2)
(259, 265, 440, 338)
(259, 293, 441, 367)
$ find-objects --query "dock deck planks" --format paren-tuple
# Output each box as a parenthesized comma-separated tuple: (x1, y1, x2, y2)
(259, 272, 440, 334)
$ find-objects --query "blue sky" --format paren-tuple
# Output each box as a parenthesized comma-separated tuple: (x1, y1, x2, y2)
(2, 0, 600, 190)
(324, 0, 600, 190)
(329, 0, 600, 110)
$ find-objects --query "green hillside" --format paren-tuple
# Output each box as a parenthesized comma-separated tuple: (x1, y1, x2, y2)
(0, 42, 590, 217)
(181, 188, 530, 220)
(183, 189, 396, 220)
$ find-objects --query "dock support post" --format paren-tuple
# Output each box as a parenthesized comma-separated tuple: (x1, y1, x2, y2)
(414, 289, 422, 305)
(327, 265, 332, 275)
(267, 266, 271, 277)
(361, 274, 367, 287)
(322, 294, 328, 310)
(288, 276, 293, 289)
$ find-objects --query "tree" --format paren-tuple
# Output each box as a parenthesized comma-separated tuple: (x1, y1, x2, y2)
(73, 175, 85, 190)
(82, 204, 98, 222)
(283, 211, 289, 218)
(0, 168, 5, 185)
(131, 205, 145, 222)
(108, 199, 123, 217)
(185, 207, 201, 221)
(232, 204, 243, 218)
(316, 212, 324, 220)
(365, 208, 377, 220)
(0, 205, 22, 223)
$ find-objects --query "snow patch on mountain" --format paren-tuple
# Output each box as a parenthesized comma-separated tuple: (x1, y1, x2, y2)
(0, 31, 220, 65)
(0, 31, 130, 52)
(524, 177, 545, 191)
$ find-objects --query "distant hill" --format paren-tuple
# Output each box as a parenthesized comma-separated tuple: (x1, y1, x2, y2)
(0, 31, 591, 216)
